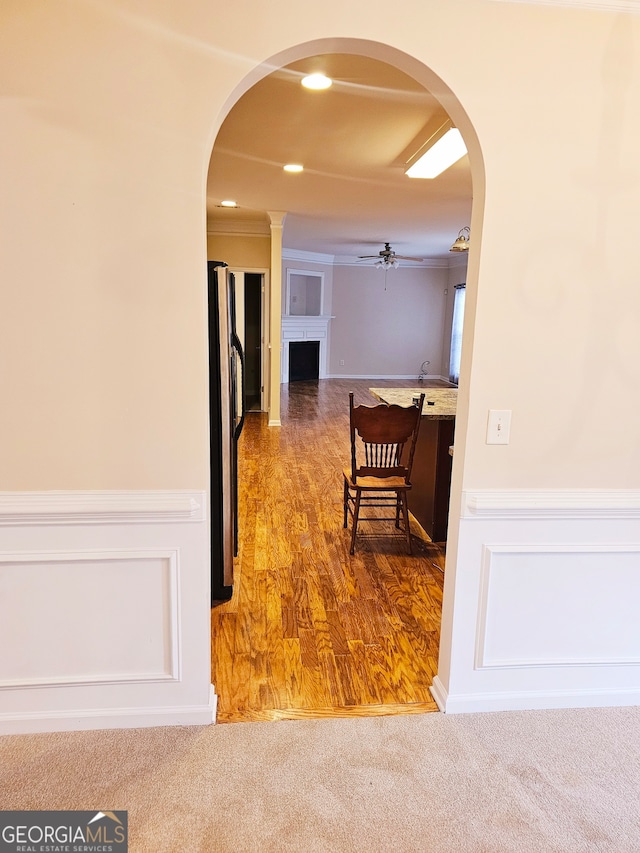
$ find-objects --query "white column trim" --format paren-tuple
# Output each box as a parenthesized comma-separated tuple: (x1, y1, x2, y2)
(267, 210, 286, 427)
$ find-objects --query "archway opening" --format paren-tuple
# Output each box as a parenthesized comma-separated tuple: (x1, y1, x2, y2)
(205, 39, 484, 723)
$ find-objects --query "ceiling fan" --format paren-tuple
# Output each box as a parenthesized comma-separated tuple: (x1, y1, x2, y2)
(358, 242, 423, 269)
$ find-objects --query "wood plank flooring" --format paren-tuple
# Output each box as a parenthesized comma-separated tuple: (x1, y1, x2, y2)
(211, 378, 447, 723)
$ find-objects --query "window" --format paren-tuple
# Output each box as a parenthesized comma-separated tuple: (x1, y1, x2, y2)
(449, 283, 465, 385)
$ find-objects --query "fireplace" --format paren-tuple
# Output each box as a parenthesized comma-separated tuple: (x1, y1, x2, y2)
(281, 315, 331, 384)
(289, 341, 320, 382)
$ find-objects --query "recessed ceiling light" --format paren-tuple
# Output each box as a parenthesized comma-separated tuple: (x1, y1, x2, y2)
(301, 73, 332, 90)
(219, 200, 237, 207)
(283, 164, 304, 173)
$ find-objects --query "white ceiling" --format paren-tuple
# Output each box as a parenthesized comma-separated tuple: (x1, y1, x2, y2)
(206, 53, 473, 263)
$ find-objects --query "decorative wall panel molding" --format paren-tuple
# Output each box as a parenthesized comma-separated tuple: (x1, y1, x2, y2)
(0, 549, 180, 690)
(0, 489, 212, 735)
(475, 544, 640, 669)
(462, 489, 640, 519)
(0, 490, 204, 525)
(435, 492, 640, 714)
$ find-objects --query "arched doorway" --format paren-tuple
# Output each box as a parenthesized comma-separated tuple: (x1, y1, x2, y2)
(205, 39, 484, 721)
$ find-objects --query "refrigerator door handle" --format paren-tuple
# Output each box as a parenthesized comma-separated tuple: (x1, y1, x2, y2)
(231, 331, 246, 441)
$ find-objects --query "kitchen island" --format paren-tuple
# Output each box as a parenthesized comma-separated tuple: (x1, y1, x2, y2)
(369, 387, 456, 543)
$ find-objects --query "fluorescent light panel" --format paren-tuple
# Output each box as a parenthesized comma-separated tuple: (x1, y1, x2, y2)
(405, 128, 467, 179)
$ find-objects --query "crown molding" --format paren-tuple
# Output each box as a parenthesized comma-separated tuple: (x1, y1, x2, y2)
(282, 247, 336, 264)
(207, 220, 270, 237)
(208, 235, 461, 267)
(448, 252, 469, 268)
(490, 0, 639, 12)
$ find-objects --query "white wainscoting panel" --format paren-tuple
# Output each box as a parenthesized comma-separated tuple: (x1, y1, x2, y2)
(0, 491, 215, 735)
(476, 545, 640, 669)
(0, 550, 180, 688)
(433, 489, 640, 714)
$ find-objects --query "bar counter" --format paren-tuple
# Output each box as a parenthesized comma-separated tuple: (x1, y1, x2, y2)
(369, 387, 456, 419)
(369, 386, 457, 542)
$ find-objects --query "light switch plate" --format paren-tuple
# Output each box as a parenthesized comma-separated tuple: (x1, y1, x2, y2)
(487, 409, 511, 444)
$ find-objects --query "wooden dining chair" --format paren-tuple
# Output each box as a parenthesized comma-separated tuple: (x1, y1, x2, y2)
(343, 391, 425, 555)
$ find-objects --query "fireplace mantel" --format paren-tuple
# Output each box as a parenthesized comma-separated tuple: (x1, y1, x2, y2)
(281, 315, 332, 383)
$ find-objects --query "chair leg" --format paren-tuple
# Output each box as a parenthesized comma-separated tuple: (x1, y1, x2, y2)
(343, 478, 349, 528)
(350, 490, 362, 555)
(395, 494, 401, 529)
(401, 493, 412, 555)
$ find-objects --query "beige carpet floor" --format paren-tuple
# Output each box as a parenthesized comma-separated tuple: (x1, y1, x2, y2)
(2, 706, 640, 852)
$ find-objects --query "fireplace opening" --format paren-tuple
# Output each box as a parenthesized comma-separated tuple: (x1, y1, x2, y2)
(289, 341, 320, 382)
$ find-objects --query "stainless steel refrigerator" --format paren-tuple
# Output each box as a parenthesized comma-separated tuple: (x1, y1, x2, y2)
(208, 261, 245, 602)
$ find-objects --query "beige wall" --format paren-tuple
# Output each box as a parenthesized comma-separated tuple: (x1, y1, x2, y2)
(329, 264, 448, 377)
(207, 234, 271, 269)
(1, 0, 639, 493)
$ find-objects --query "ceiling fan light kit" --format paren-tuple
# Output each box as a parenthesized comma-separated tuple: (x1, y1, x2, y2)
(359, 242, 423, 270)
(375, 258, 399, 270)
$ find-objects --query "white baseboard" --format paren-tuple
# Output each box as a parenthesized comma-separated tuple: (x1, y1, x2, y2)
(325, 374, 452, 382)
(430, 676, 448, 712)
(431, 677, 640, 714)
(0, 685, 217, 735)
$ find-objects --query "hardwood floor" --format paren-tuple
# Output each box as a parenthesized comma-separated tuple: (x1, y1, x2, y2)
(211, 378, 447, 723)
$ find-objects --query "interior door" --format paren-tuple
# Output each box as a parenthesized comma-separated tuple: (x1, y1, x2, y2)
(244, 272, 263, 412)
(230, 269, 266, 412)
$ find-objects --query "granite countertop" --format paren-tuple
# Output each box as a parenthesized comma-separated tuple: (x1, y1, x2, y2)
(369, 387, 457, 420)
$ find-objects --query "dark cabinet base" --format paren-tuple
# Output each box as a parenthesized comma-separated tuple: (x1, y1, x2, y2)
(409, 418, 455, 543)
